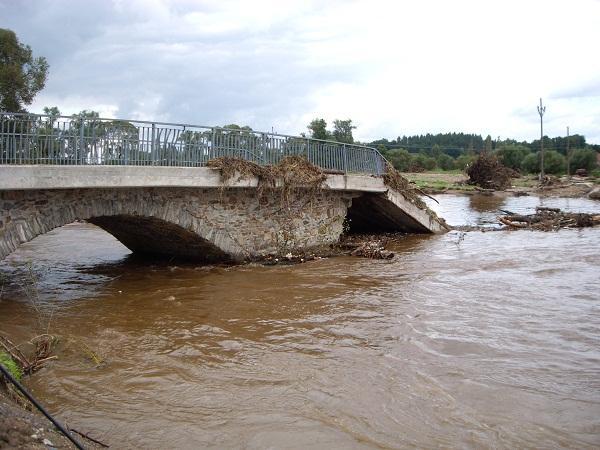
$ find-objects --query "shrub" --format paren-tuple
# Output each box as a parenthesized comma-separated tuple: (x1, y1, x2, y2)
(411, 154, 437, 171)
(436, 153, 456, 171)
(385, 148, 412, 172)
(496, 144, 530, 170)
(455, 154, 477, 171)
(521, 151, 565, 174)
(569, 149, 598, 173)
(521, 153, 539, 173)
(544, 151, 566, 174)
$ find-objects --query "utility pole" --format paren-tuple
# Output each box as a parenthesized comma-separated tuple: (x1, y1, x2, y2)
(566, 126, 571, 176)
(537, 98, 546, 180)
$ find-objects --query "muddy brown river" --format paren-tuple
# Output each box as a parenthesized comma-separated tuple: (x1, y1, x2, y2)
(1, 194, 599, 449)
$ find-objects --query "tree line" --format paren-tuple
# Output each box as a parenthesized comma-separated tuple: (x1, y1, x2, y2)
(303, 118, 599, 175)
(371, 137, 598, 175)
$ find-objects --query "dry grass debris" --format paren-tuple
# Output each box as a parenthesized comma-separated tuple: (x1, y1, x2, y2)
(206, 155, 326, 203)
(382, 162, 428, 208)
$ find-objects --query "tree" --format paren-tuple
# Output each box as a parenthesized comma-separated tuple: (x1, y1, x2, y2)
(429, 144, 443, 159)
(521, 151, 565, 174)
(496, 144, 530, 171)
(42, 106, 60, 118)
(484, 135, 493, 153)
(103, 120, 140, 164)
(307, 118, 329, 140)
(332, 119, 355, 144)
(385, 148, 412, 172)
(543, 150, 565, 174)
(0, 29, 48, 112)
(67, 110, 103, 163)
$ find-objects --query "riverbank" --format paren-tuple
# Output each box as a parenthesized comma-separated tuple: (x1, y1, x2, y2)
(402, 171, 600, 198)
(0, 386, 78, 449)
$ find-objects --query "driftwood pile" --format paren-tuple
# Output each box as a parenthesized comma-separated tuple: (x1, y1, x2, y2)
(257, 234, 399, 265)
(336, 234, 397, 259)
(498, 207, 600, 231)
(467, 153, 514, 190)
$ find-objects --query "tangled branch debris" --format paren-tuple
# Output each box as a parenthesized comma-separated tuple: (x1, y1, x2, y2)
(0, 334, 57, 376)
(336, 233, 396, 259)
(382, 162, 428, 208)
(206, 156, 326, 203)
(255, 233, 404, 265)
(382, 163, 447, 231)
(498, 206, 600, 231)
(466, 153, 513, 190)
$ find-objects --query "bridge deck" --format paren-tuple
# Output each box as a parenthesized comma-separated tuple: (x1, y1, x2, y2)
(0, 165, 446, 234)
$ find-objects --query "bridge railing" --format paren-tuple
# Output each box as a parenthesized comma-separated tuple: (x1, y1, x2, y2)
(0, 112, 386, 176)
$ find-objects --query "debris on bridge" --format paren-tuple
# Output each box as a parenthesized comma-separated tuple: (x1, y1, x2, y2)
(382, 162, 428, 209)
(206, 155, 326, 202)
(498, 207, 600, 231)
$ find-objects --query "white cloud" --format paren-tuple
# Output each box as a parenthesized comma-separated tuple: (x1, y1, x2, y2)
(2, 0, 599, 143)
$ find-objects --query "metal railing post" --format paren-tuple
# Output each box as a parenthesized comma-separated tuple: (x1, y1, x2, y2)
(211, 128, 216, 160)
(343, 144, 348, 174)
(79, 118, 84, 165)
(151, 122, 156, 165)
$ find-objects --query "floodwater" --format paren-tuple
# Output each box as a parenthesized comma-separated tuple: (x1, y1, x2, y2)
(0, 194, 599, 449)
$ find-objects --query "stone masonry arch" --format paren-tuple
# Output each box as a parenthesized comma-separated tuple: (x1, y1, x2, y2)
(0, 187, 351, 262)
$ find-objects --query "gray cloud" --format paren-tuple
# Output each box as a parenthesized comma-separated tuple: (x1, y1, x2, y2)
(2, 0, 600, 143)
(551, 80, 600, 100)
(1, 0, 355, 133)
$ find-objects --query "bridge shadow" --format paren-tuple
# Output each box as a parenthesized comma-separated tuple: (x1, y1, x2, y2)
(89, 215, 232, 264)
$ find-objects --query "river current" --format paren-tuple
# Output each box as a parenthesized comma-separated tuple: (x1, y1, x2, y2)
(0, 194, 599, 449)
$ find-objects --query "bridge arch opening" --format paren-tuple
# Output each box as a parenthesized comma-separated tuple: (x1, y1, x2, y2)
(88, 215, 232, 263)
(345, 193, 432, 234)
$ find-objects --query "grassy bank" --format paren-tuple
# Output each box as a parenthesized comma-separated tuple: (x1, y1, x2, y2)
(402, 169, 599, 198)
(401, 171, 476, 193)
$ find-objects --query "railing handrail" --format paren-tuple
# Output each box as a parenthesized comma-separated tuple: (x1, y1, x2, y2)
(0, 111, 388, 176)
(0, 111, 378, 150)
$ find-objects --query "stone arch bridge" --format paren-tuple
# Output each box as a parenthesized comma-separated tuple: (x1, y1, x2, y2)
(0, 113, 446, 262)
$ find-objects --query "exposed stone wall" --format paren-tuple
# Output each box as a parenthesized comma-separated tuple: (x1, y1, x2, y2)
(0, 188, 352, 261)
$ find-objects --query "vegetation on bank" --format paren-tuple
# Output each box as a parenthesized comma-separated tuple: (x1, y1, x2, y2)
(0, 352, 22, 381)
(376, 143, 599, 176)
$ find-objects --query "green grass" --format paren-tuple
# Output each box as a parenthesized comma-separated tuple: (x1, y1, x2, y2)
(410, 179, 476, 191)
(0, 352, 22, 381)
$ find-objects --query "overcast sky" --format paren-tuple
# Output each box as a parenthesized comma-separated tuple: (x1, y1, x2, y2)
(2, 0, 599, 143)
